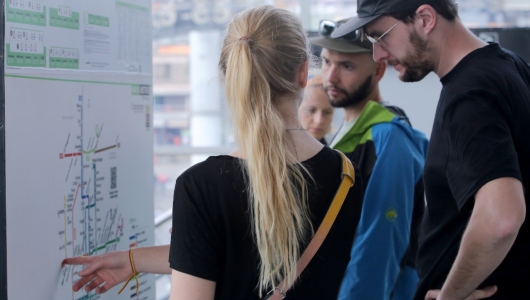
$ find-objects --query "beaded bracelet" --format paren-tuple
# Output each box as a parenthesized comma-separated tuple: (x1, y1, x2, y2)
(117, 248, 140, 296)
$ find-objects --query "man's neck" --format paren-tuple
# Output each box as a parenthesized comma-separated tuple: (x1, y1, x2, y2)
(435, 19, 488, 78)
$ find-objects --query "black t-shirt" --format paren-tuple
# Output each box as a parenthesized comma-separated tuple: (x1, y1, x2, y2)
(416, 43, 530, 299)
(169, 146, 363, 299)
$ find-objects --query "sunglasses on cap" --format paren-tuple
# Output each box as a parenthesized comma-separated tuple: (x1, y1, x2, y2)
(318, 20, 361, 41)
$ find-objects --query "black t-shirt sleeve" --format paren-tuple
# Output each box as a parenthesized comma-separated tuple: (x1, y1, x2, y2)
(443, 90, 522, 212)
(169, 175, 221, 281)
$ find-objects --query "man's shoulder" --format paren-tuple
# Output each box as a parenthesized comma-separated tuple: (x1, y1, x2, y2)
(370, 120, 415, 141)
(445, 44, 527, 91)
(383, 105, 411, 126)
(371, 121, 428, 154)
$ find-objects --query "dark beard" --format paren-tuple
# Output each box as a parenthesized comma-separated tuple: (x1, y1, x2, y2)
(326, 75, 373, 108)
(399, 30, 435, 82)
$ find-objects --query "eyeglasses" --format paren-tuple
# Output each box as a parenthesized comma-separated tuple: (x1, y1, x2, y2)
(318, 19, 360, 41)
(365, 21, 400, 46)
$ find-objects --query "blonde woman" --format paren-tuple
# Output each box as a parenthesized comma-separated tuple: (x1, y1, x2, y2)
(64, 6, 362, 299)
(299, 74, 334, 144)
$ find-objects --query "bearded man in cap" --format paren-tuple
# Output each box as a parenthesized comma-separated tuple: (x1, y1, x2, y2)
(310, 19, 428, 300)
(333, 0, 530, 299)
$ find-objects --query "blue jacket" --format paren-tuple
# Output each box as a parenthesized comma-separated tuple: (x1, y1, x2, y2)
(334, 101, 428, 300)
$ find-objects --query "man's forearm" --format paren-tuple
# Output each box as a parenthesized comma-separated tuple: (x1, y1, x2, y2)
(438, 178, 525, 299)
(438, 216, 517, 299)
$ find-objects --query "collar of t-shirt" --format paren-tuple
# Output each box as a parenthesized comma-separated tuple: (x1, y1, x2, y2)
(441, 43, 500, 85)
(329, 117, 357, 148)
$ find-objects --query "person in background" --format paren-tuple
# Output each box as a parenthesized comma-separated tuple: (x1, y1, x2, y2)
(63, 5, 364, 299)
(332, 0, 530, 299)
(311, 18, 428, 300)
(299, 73, 334, 144)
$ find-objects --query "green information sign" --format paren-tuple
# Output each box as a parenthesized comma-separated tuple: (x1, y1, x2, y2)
(131, 85, 141, 95)
(87, 14, 110, 27)
(131, 85, 150, 96)
(6, 3, 46, 26)
(6, 44, 47, 68)
(116, 1, 150, 12)
(49, 8, 80, 29)
(49, 57, 79, 69)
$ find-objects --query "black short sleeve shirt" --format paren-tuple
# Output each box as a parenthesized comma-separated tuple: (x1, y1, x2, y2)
(169, 146, 364, 299)
(416, 43, 530, 299)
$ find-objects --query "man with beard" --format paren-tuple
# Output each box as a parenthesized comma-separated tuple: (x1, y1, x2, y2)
(332, 0, 530, 299)
(310, 20, 429, 300)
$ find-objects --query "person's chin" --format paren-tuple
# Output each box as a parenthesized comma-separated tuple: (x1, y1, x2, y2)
(328, 96, 346, 107)
(396, 65, 412, 82)
(309, 129, 323, 139)
(400, 68, 428, 83)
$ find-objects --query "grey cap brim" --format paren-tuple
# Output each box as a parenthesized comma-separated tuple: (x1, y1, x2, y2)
(310, 36, 372, 54)
(331, 14, 380, 38)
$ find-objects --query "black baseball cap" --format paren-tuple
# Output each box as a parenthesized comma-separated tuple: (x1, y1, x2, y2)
(310, 35, 372, 54)
(310, 19, 372, 54)
(331, 0, 434, 38)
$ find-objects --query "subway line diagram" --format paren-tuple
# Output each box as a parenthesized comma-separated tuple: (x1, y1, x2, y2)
(56, 89, 147, 300)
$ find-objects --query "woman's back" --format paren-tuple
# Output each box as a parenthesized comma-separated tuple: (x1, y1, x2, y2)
(169, 146, 363, 299)
(62, 6, 363, 300)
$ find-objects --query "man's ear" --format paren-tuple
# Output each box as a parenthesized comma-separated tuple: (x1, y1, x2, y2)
(415, 4, 437, 36)
(298, 60, 309, 88)
(373, 61, 386, 82)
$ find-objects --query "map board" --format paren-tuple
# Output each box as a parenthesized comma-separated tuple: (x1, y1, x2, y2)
(1, 0, 156, 299)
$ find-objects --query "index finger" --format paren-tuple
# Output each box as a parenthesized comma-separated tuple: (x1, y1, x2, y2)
(62, 255, 95, 267)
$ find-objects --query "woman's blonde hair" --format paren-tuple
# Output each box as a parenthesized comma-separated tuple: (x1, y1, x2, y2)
(219, 5, 312, 294)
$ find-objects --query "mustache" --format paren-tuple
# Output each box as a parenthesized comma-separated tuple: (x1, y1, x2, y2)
(323, 85, 346, 95)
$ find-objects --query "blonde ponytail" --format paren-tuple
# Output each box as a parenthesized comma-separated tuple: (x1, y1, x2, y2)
(219, 5, 313, 294)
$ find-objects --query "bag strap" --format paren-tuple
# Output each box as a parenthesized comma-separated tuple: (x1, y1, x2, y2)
(265, 150, 355, 299)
